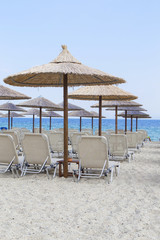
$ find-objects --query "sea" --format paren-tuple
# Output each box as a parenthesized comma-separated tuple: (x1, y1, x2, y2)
(1, 118, 160, 141)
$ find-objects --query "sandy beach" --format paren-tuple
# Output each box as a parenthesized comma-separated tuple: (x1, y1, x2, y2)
(0, 141, 159, 240)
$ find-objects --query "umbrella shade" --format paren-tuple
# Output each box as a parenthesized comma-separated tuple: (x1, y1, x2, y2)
(0, 103, 26, 130)
(91, 100, 142, 108)
(69, 85, 137, 135)
(17, 96, 63, 133)
(58, 102, 83, 111)
(4, 45, 125, 178)
(69, 110, 93, 131)
(0, 85, 30, 100)
(4, 46, 125, 87)
(105, 106, 147, 111)
(41, 111, 62, 130)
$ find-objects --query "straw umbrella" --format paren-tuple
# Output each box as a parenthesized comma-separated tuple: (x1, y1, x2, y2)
(91, 100, 142, 133)
(69, 110, 93, 131)
(4, 45, 125, 178)
(0, 103, 26, 129)
(3, 112, 25, 129)
(105, 106, 147, 132)
(58, 102, 83, 111)
(23, 108, 40, 133)
(17, 97, 62, 133)
(118, 111, 150, 131)
(0, 85, 30, 100)
(69, 85, 137, 135)
(37, 111, 62, 130)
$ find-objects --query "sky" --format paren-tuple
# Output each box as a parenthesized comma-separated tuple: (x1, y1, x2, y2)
(0, 0, 160, 118)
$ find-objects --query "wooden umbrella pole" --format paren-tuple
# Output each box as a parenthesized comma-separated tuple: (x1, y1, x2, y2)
(8, 110, 10, 130)
(11, 117, 13, 129)
(33, 114, 35, 133)
(63, 74, 68, 178)
(125, 110, 127, 134)
(131, 115, 133, 132)
(99, 96, 102, 136)
(80, 117, 82, 132)
(39, 107, 42, 133)
(136, 117, 138, 131)
(115, 106, 118, 134)
(50, 116, 51, 130)
(92, 117, 93, 130)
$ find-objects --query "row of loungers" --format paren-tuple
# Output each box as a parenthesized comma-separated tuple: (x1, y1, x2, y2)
(0, 128, 148, 182)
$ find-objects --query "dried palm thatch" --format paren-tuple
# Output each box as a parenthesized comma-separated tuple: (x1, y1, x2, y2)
(118, 111, 151, 118)
(4, 46, 125, 87)
(0, 103, 26, 112)
(0, 85, 30, 100)
(69, 110, 93, 117)
(44, 111, 62, 117)
(23, 108, 40, 115)
(105, 106, 147, 111)
(58, 102, 83, 111)
(91, 100, 142, 108)
(17, 96, 63, 110)
(3, 112, 24, 118)
(68, 85, 137, 101)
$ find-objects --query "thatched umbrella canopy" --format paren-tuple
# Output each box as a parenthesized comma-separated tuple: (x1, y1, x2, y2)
(58, 102, 83, 111)
(69, 85, 137, 135)
(3, 112, 24, 129)
(0, 103, 26, 129)
(17, 97, 62, 133)
(69, 109, 93, 131)
(91, 100, 143, 133)
(118, 111, 151, 131)
(37, 111, 62, 130)
(4, 45, 125, 178)
(105, 106, 147, 133)
(0, 85, 31, 100)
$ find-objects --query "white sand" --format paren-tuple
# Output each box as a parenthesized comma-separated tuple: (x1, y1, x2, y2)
(0, 142, 160, 240)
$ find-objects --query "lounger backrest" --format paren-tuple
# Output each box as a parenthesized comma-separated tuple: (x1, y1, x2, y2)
(22, 133, 51, 165)
(0, 134, 18, 164)
(137, 131, 144, 145)
(71, 132, 87, 153)
(78, 136, 108, 169)
(126, 132, 138, 148)
(109, 134, 128, 156)
(48, 132, 64, 152)
(2, 130, 19, 149)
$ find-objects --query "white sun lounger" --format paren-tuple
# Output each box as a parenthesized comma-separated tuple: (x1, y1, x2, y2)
(108, 134, 132, 162)
(73, 136, 120, 183)
(22, 133, 57, 177)
(0, 134, 23, 177)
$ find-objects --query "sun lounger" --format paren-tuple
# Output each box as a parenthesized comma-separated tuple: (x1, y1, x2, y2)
(73, 136, 120, 183)
(0, 134, 23, 176)
(22, 133, 57, 177)
(71, 132, 87, 158)
(47, 132, 64, 157)
(108, 134, 132, 162)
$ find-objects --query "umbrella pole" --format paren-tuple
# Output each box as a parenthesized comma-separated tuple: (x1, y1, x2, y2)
(63, 74, 68, 178)
(11, 117, 13, 129)
(50, 116, 51, 130)
(131, 115, 133, 132)
(8, 110, 10, 130)
(115, 106, 118, 134)
(33, 114, 35, 133)
(39, 107, 42, 133)
(92, 117, 93, 134)
(80, 117, 82, 132)
(125, 110, 127, 134)
(99, 96, 102, 136)
(136, 117, 138, 131)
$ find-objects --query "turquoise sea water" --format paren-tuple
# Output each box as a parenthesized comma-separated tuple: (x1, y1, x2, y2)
(0, 118, 159, 141)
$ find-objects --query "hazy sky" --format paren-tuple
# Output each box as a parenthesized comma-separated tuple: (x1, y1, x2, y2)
(0, 0, 159, 118)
